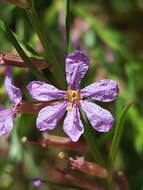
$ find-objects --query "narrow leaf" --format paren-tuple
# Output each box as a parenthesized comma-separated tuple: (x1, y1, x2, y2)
(109, 102, 134, 165)
(26, 2, 67, 89)
(108, 102, 133, 188)
(65, 0, 72, 53)
(0, 20, 48, 82)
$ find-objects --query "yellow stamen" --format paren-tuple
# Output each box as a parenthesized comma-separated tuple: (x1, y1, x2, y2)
(66, 90, 81, 104)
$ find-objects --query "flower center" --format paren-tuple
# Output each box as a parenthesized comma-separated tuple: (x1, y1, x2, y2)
(66, 90, 81, 104)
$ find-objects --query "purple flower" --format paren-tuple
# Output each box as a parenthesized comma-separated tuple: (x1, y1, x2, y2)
(27, 50, 119, 142)
(0, 66, 22, 136)
(31, 178, 42, 187)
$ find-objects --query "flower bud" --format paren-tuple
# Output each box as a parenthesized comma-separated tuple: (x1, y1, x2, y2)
(6, 0, 31, 9)
(31, 178, 42, 187)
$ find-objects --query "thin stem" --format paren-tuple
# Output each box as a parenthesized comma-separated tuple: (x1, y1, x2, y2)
(108, 102, 133, 189)
(5, 24, 48, 82)
(65, 0, 72, 53)
(26, 1, 66, 88)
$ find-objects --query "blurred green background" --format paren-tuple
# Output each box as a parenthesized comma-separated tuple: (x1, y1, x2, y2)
(0, 0, 143, 189)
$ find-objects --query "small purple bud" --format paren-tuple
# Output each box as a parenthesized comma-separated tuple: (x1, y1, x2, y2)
(32, 178, 42, 187)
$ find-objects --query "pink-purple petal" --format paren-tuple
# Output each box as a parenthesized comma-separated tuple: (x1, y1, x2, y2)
(27, 81, 66, 101)
(65, 50, 89, 89)
(36, 101, 68, 131)
(63, 105, 84, 142)
(81, 79, 119, 102)
(0, 106, 14, 136)
(80, 100, 114, 132)
(4, 67, 22, 105)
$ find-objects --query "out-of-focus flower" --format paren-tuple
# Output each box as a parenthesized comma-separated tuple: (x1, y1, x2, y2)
(27, 50, 119, 142)
(72, 18, 90, 48)
(0, 66, 22, 136)
(31, 178, 42, 187)
(6, 0, 31, 9)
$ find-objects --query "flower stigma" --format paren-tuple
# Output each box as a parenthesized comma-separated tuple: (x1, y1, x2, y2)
(66, 90, 81, 112)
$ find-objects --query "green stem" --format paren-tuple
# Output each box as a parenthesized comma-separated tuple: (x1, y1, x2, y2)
(5, 24, 47, 82)
(65, 0, 72, 53)
(26, 1, 66, 88)
(108, 102, 133, 189)
(8, 115, 22, 162)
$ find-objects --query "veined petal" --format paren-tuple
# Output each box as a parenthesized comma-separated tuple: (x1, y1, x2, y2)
(27, 81, 66, 101)
(0, 106, 14, 136)
(66, 50, 89, 89)
(4, 67, 22, 105)
(81, 79, 119, 102)
(80, 100, 114, 132)
(63, 105, 84, 142)
(36, 101, 68, 131)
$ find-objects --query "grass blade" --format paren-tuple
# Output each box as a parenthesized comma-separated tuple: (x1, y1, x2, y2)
(108, 102, 133, 188)
(0, 20, 48, 82)
(65, 0, 72, 53)
(109, 102, 133, 165)
(26, 0, 67, 88)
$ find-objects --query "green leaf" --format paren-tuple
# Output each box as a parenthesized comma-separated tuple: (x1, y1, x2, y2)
(8, 115, 22, 162)
(108, 102, 133, 187)
(65, 0, 72, 53)
(0, 20, 48, 82)
(13, 33, 41, 58)
(109, 102, 133, 165)
(26, 1, 67, 89)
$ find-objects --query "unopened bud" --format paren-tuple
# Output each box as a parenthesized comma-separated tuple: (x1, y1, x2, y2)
(21, 136, 27, 143)
(58, 152, 65, 159)
(31, 178, 42, 187)
(6, 0, 31, 9)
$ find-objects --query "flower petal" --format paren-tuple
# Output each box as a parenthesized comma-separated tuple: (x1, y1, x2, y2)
(80, 100, 114, 132)
(63, 105, 84, 142)
(81, 79, 119, 102)
(0, 106, 14, 136)
(4, 67, 22, 105)
(36, 101, 68, 131)
(66, 50, 89, 89)
(27, 81, 66, 101)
